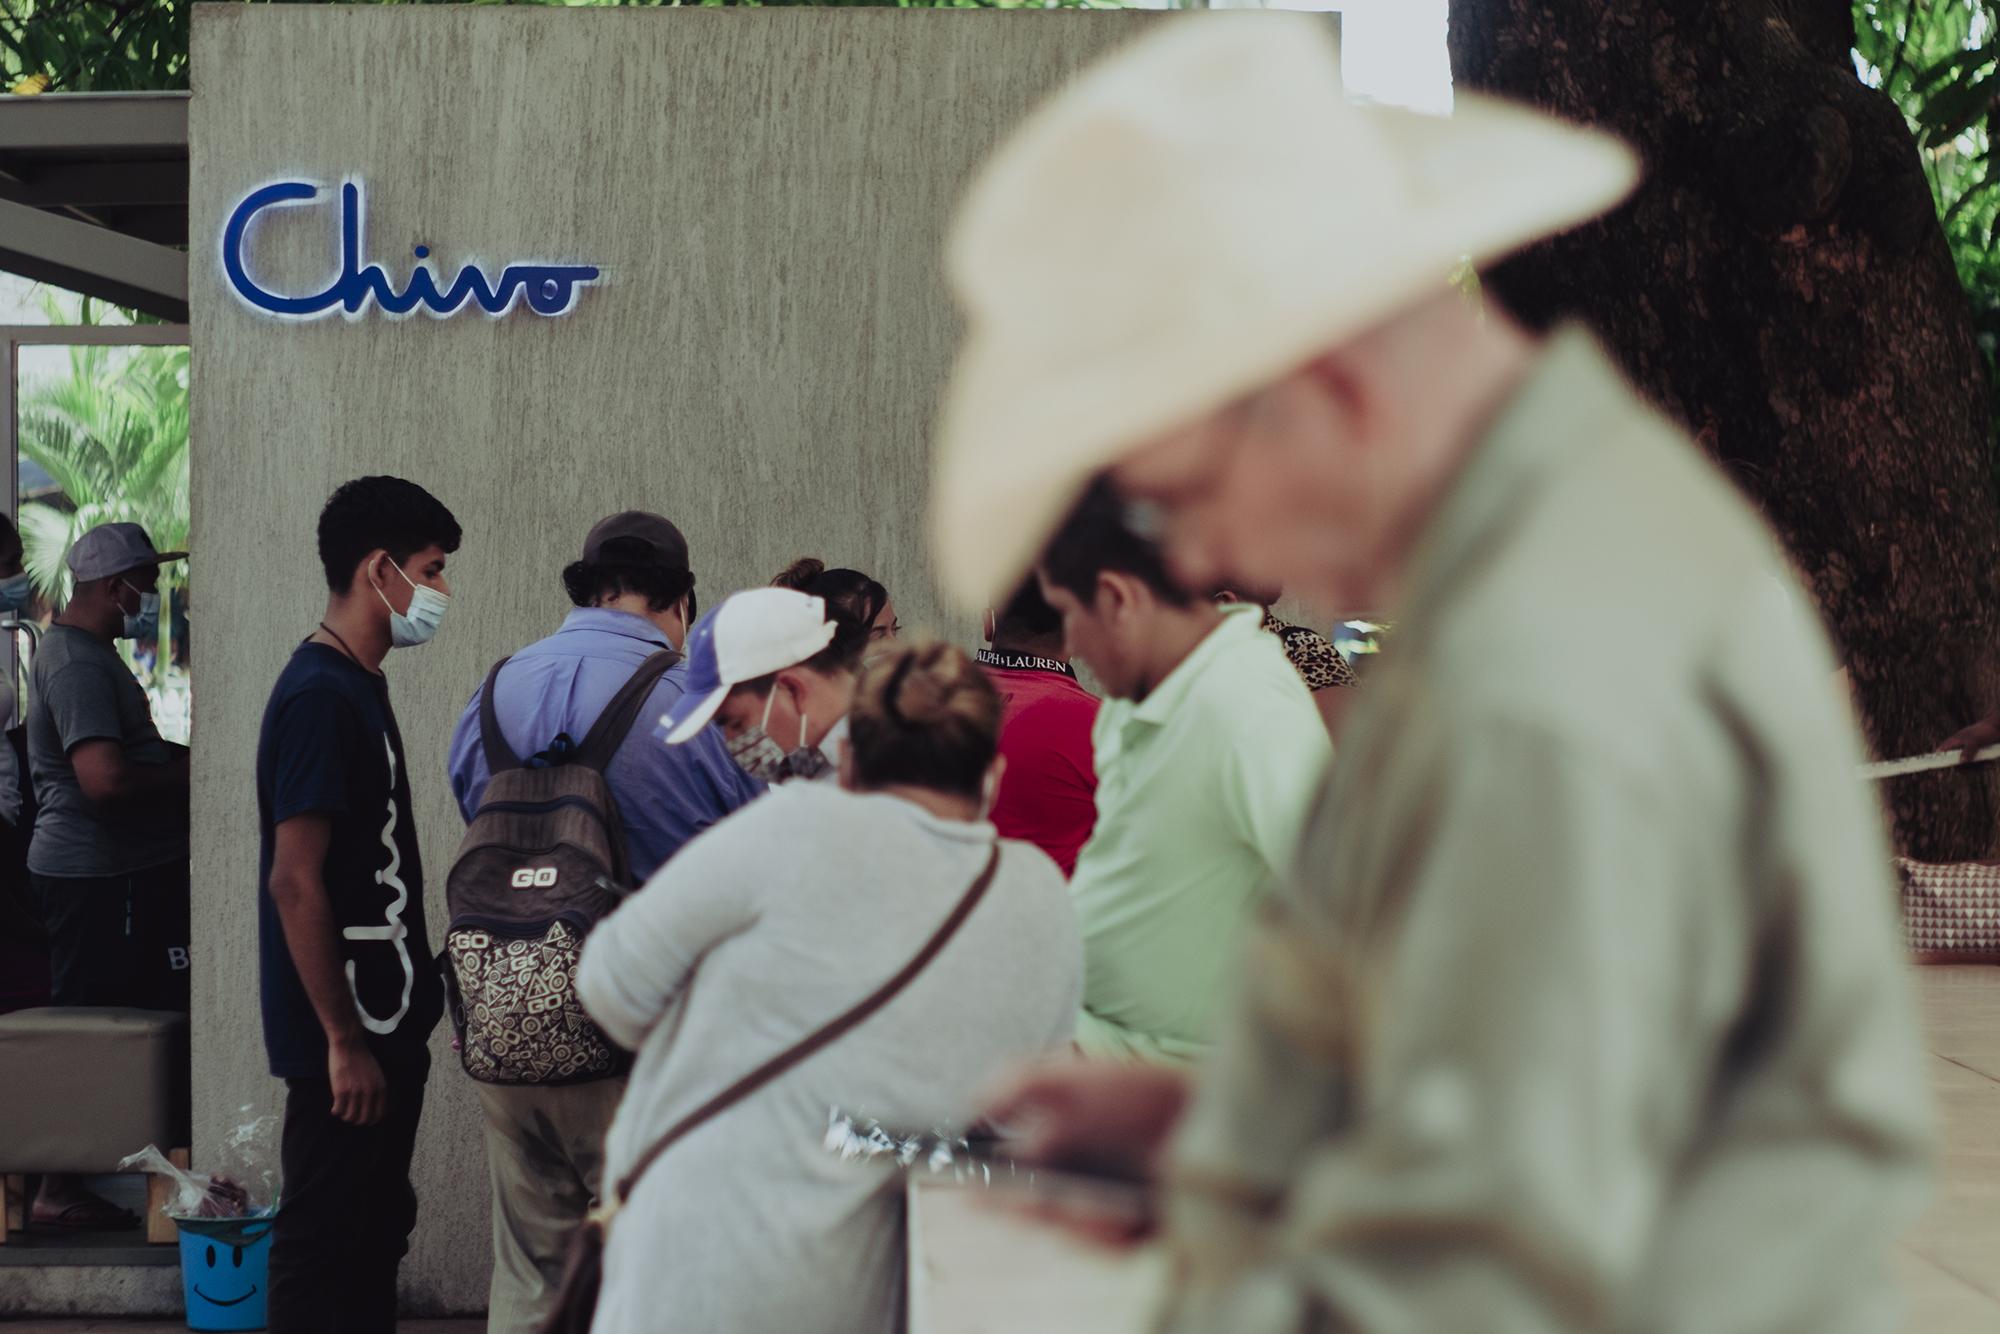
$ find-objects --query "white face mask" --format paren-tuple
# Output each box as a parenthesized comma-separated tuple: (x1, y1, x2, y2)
(374, 561, 449, 649)
(116, 579, 159, 641)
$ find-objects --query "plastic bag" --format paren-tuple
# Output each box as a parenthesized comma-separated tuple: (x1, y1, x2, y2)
(116, 1144, 236, 1218)
(120, 1106, 282, 1220)
(209, 1107, 281, 1211)
(823, 1109, 1010, 1186)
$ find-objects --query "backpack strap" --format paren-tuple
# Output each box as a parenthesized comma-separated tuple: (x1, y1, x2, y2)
(573, 649, 682, 771)
(478, 656, 521, 773)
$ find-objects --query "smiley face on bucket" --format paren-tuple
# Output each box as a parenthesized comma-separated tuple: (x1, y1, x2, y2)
(192, 1242, 258, 1309)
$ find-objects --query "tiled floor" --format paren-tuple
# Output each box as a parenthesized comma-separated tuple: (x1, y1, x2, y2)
(914, 965, 2000, 1334)
(1899, 964, 2000, 1329)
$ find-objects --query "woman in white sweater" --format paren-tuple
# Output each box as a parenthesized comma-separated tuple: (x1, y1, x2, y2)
(577, 639, 1083, 1333)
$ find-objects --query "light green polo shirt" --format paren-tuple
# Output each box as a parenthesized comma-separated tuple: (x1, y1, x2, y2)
(1071, 602, 1331, 1064)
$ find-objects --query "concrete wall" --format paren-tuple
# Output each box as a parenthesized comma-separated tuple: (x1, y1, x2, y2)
(187, 6, 1178, 1312)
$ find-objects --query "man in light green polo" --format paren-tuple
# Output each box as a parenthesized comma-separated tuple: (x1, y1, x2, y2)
(1038, 479, 1329, 1065)
(939, 17, 1933, 1333)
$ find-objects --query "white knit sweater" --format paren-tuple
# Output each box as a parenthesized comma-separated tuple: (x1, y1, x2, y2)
(578, 783, 1082, 1334)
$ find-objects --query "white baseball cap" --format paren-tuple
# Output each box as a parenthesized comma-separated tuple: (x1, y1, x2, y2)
(656, 587, 838, 745)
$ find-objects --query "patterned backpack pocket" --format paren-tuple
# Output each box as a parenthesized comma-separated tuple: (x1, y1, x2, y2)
(446, 916, 622, 1085)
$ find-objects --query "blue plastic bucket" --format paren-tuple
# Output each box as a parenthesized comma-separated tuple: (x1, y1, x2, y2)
(174, 1212, 275, 1332)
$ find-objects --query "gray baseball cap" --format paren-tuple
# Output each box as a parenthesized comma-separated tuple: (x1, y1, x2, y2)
(66, 522, 187, 583)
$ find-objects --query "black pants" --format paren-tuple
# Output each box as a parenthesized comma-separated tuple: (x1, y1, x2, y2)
(267, 1075, 427, 1334)
(32, 860, 191, 1012)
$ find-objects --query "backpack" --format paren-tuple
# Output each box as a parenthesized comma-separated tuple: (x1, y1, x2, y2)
(442, 648, 679, 1085)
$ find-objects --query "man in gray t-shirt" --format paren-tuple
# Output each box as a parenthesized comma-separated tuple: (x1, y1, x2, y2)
(28, 621, 187, 878)
(24, 523, 191, 1230)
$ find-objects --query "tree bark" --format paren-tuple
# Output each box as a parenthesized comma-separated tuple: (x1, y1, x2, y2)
(1450, 0, 2000, 859)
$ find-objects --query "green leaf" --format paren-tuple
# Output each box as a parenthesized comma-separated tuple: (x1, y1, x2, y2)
(1918, 70, 1999, 142)
(1911, 44, 1990, 95)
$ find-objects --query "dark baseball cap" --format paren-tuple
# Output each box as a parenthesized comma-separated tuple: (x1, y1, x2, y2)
(67, 522, 187, 582)
(582, 511, 690, 572)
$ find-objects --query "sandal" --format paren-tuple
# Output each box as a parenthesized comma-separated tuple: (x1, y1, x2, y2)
(29, 1197, 140, 1232)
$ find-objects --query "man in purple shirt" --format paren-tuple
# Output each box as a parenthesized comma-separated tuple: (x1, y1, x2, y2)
(445, 510, 761, 1333)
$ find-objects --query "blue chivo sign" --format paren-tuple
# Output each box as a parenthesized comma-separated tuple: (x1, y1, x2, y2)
(221, 180, 601, 320)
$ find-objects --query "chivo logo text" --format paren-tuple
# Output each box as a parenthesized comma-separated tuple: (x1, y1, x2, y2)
(221, 179, 601, 321)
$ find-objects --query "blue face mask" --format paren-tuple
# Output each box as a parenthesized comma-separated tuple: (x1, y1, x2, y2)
(0, 571, 30, 615)
(118, 580, 160, 641)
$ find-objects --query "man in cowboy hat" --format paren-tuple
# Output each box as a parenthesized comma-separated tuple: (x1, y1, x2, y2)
(940, 16, 1932, 1332)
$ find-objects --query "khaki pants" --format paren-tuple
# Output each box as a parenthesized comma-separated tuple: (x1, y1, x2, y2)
(475, 1078, 626, 1334)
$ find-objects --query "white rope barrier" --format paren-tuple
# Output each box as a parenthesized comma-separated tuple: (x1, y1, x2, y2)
(1860, 744, 2000, 782)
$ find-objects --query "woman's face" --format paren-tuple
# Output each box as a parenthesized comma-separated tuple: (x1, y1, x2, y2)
(713, 685, 773, 743)
(714, 670, 851, 751)
(869, 599, 901, 644)
(716, 681, 803, 749)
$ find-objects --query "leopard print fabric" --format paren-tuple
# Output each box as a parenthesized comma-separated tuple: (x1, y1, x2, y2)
(1263, 610, 1358, 691)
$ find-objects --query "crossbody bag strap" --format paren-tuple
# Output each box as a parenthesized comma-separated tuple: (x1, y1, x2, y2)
(478, 656, 520, 773)
(605, 843, 1004, 1211)
(573, 649, 682, 771)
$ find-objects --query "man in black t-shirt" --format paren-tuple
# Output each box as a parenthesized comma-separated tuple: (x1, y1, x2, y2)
(256, 476, 460, 1333)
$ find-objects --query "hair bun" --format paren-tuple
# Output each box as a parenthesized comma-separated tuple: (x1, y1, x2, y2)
(887, 642, 966, 727)
(772, 557, 827, 592)
(848, 638, 1002, 797)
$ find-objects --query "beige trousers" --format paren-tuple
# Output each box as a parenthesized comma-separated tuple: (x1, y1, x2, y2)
(474, 1078, 627, 1334)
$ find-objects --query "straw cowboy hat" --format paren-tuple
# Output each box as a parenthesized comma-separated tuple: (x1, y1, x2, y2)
(929, 14, 1640, 608)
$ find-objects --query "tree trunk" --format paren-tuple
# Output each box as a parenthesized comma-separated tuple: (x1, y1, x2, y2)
(1449, 0, 2000, 859)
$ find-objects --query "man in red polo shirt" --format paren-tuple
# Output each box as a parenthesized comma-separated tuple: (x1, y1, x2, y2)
(977, 579, 1098, 876)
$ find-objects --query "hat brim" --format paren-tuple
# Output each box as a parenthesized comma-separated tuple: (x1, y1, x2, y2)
(931, 94, 1640, 609)
(78, 550, 189, 581)
(660, 686, 730, 746)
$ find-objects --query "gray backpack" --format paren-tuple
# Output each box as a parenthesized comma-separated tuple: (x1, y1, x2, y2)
(442, 650, 678, 1085)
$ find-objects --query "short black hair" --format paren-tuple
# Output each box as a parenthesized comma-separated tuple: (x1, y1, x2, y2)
(317, 476, 462, 593)
(562, 535, 697, 620)
(1210, 580, 1283, 607)
(0, 512, 19, 561)
(1038, 477, 1191, 609)
(993, 577, 1063, 647)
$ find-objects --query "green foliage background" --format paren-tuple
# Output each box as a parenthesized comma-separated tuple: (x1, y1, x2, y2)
(0, 0, 1108, 96)
(1856, 2, 2000, 393)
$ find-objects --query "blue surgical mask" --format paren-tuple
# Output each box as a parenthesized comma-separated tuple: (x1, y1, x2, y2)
(0, 572, 30, 614)
(118, 580, 160, 641)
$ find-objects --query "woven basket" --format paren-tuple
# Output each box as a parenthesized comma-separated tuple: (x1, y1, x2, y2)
(1896, 858, 2000, 964)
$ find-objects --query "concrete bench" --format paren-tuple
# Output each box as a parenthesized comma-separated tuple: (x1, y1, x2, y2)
(0, 1008, 189, 1244)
